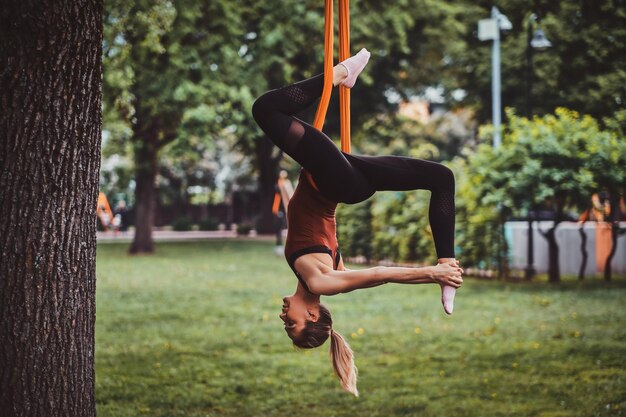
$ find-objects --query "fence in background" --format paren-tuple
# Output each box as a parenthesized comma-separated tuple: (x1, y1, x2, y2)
(505, 221, 626, 275)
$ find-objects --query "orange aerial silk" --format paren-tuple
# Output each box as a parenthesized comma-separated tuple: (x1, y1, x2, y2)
(272, 178, 284, 215)
(313, 0, 351, 154)
(272, 192, 281, 215)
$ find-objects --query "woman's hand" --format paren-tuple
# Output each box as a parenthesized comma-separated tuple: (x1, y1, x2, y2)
(431, 263, 463, 288)
(438, 257, 462, 269)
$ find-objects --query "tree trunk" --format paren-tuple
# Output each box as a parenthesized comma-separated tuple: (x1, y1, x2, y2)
(578, 221, 589, 281)
(604, 195, 622, 281)
(578, 221, 588, 280)
(255, 136, 281, 234)
(541, 222, 561, 283)
(129, 136, 159, 254)
(0, 2, 102, 416)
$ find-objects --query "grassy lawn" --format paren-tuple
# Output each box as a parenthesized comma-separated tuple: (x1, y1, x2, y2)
(96, 239, 626, 417)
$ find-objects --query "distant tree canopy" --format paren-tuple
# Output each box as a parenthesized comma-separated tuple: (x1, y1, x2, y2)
(104, 0, 249, 251)
(102, 0, 626, 245)
(454, 0, 626, 124)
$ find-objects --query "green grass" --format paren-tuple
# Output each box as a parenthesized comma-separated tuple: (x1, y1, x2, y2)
(96, 240, 626, 417)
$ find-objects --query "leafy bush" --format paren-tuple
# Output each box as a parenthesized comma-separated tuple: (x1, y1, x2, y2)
(236, 223, 253, 236)
(337, 192, 436, 264)
(336, 200, 373, 260)
(451, 157, 502, 270)
(460, 108, 626, 279)
(370, 191, 435, 263)
(198, 217, 219, 231)
(172, 217, 193, 231)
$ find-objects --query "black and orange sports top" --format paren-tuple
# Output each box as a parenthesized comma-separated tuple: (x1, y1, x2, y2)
(284, 170, 341, 291)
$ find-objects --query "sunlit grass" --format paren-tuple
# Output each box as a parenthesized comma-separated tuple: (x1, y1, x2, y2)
(96, 240, 626, 417)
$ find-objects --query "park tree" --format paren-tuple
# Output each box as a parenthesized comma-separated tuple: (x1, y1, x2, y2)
(453, 0, 626, 124)
(104, 0, 246, 252)
(240, 0, 477, 232)
(471, 108, 625, 282)
(104, 0, 481, 237)
(235, 1, 329, 233)
(0, 1, 102, 416)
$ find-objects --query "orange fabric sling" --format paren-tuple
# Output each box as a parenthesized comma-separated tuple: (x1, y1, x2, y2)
(272, 192, 281, 215)
(273, 177, 285, 215)
(313, 0, 351, 154)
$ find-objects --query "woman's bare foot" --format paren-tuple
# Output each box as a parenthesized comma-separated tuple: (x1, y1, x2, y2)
(441, 285, 456, 315)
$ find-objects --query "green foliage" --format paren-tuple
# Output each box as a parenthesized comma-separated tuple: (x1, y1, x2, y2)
(103, 0, 249, 205)
(336, 200, 373, 260)
(452, 157, 502, 270)
(604, 109, 626, 139)
(371, 192, 435, 263)
(101, 0, 626, 202)
(472, 108, 621, 217)
(238, 0, 481, 147)
(236, 223, 253, 236)
(460, 108, 626, 271)
(337, 191, 438, 264)
(96, 240, 626, 416)
(198, 217, 219, 231)
(100, 0, 626, 259)
(171, 216, 193, 232)
(454, 1, 626, 123)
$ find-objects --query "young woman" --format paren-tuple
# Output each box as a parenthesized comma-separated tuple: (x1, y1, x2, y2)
(252, 49, 463, 396)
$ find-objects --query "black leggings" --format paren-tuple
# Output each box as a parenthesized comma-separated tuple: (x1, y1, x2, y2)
(252, 74, 455, 258)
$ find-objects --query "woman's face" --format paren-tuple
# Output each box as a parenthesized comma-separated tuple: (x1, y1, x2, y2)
(279, 295, 318, 340)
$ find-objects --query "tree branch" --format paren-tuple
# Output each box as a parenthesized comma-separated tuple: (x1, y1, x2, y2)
(159, 131, 178, 147)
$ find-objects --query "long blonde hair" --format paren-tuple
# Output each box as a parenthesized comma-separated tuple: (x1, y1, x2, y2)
(330, 329, 358, 396)
(293, 303, 359, 396)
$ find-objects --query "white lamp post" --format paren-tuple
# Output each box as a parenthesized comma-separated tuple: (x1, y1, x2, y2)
(478, 6, 512, 148)
(524, 13, 552, 280)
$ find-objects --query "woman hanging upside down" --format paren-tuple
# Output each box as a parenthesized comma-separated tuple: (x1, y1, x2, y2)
(252, 49, 463, 396)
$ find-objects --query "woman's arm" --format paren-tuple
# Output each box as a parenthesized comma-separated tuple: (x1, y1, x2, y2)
(298, 259, 462, 296)
(336, 255, 348, 271)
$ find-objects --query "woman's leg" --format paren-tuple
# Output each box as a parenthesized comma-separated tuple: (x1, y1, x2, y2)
(345, 153, 458, 313)
(252, 74, 371, 203)
(346, 154, 455, 257)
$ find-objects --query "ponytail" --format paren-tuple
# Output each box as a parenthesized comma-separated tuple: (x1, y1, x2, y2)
(293, 303, 359, 396)
(330, 329, 359, 397)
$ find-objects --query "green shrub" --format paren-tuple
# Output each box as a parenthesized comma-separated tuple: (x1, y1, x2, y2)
(172, 217, 193, 231)
(198, 217, 219, 231)
(370, 191, 434, 263)
(337, 192, 436, 264)
(451, 157, 502, 270)
(337, 200, 373, 260)
(236, 223, 253, 236)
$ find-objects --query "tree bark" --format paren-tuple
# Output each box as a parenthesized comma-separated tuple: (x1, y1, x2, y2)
(604, 195, 622, 281)
(540, 221, 562, 283)
(0, 1, 102, 416)
(129, 133, 159, 254)
(577, 221, 588, 280)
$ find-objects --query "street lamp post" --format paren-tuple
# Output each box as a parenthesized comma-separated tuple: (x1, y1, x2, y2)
(524, 13, 551, 280)
(478, 6, 512, 148)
